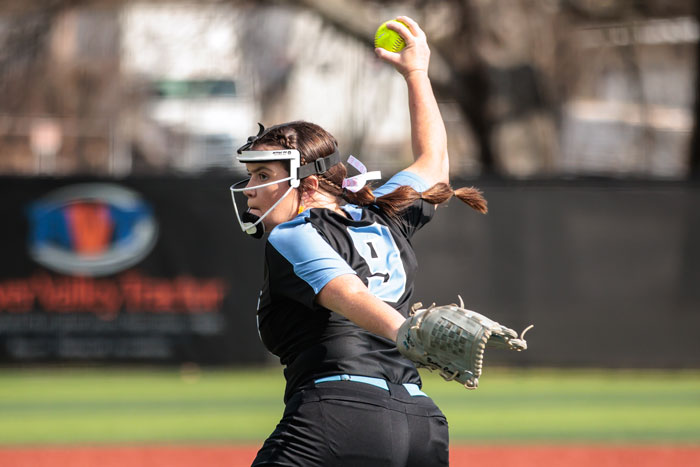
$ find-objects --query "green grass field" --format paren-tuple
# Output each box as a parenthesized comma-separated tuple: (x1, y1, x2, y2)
(1, 366, 699, 446)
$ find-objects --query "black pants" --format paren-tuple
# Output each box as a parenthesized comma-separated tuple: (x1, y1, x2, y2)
(252, 380, 449, 466)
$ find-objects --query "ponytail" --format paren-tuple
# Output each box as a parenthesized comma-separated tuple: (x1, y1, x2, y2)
(247, 121, 486, 217)
(341, 182, 487, 217)
(453, 186, 488, 213)
(341, 185, 376, 206)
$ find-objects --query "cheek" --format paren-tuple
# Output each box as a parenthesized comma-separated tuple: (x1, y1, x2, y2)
(263, 186, 297, 220)
(261, 186, 281, 207)
(275, 189, 296, 212)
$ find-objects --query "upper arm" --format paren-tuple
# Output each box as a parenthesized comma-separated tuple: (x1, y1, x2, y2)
(402, 157, 449, 187)
(268, 217, 356, 304)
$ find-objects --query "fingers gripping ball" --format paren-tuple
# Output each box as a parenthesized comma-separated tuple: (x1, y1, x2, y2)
(396, 296, 533, 389)
(375, 20, 407, 52)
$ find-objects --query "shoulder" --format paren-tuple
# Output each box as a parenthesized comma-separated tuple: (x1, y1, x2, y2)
(267, 211, 356, 294)
(372, 171, 437, 237)
(267, 210, 345, 267)
(267, 212, 319, 254)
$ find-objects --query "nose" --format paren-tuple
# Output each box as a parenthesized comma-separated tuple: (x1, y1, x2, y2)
(244, 179, 256, 198)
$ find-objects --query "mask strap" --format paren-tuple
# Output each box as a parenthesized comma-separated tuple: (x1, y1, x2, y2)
(297, 149, 342, 179)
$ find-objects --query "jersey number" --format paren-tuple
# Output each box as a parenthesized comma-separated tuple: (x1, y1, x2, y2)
(347, 223, 406, 303)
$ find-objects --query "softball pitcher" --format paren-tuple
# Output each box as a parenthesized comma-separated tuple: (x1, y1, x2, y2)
(230, 17, 490, 466)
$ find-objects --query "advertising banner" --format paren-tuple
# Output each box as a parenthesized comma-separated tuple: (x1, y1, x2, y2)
(0, 176, 267, 364)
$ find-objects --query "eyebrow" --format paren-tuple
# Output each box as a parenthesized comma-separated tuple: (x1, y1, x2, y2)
(248, 166, 270, 174)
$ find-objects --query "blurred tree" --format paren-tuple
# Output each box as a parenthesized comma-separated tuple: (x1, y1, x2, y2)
(689, 4, 700, 180)
(282, 0, 499, 174)
(563, 0, 698, 179)
(1, 0, 697, 177)
(0, 1, 126, 173)
(0, 2, 62, 173)
(288, 0, 699, 178)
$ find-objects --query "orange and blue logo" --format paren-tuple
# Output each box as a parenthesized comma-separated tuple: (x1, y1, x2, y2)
(27, 183, 159, 276)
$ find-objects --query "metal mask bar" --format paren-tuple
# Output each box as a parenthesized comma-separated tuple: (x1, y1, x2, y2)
(229, 178, 296, 237)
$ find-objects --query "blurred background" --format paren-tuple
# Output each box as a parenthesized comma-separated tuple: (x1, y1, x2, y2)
(0, 0, 699, 464)
(1, 0, 698, 178)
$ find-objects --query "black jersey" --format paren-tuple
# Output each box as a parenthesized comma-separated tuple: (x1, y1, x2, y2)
(256, 171, 435, 402)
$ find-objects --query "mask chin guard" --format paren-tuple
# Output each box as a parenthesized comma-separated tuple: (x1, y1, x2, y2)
(241, 211, 265, 239)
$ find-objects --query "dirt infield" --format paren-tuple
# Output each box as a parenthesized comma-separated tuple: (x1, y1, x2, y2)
(451, 446, 700, 467)
(1, 445, 699, 467)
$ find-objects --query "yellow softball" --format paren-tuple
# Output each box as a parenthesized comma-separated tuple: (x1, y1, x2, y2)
(374, 20, 407, 53)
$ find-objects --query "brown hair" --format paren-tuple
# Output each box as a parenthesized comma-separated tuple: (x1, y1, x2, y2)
(250, 121, 487, 216)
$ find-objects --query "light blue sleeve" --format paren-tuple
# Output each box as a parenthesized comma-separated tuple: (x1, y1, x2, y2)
(268, 214, 356, 294)
(373, 170, 431, 197)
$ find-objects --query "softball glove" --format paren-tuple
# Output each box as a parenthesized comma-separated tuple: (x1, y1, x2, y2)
(396, 297, 533, 389)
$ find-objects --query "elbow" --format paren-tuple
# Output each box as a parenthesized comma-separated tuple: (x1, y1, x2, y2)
(408, 151, 450, 186)
(438, 153, 450, 185)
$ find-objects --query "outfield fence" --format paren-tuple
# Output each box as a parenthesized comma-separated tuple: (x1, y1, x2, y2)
(1, 175, 698, 368)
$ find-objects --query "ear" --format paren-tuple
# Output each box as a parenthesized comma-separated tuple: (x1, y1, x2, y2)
(301, 176, 319, 202)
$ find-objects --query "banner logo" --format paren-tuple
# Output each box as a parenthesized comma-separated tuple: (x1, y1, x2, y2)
(27, 183, 159, 276)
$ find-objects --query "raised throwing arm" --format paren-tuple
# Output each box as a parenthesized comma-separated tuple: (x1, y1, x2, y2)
(375, 16, 449, 187)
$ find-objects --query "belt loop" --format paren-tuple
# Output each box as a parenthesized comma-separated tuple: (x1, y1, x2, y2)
(403, 383, 428, 397)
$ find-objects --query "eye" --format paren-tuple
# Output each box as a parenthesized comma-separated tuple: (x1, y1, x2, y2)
(259, 172, 269, 181)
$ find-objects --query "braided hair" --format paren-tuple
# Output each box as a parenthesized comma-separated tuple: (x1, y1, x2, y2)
(250, 121, 487, 216)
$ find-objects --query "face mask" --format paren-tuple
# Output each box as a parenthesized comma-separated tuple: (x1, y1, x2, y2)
(229, 165, 299, 239)
(230, 124, 346, 239)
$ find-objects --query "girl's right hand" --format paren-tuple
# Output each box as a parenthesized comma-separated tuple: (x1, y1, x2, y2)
(374, 16, 431, 79)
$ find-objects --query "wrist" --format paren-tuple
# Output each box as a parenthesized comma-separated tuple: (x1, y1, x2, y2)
(403, 69, 429, 81)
